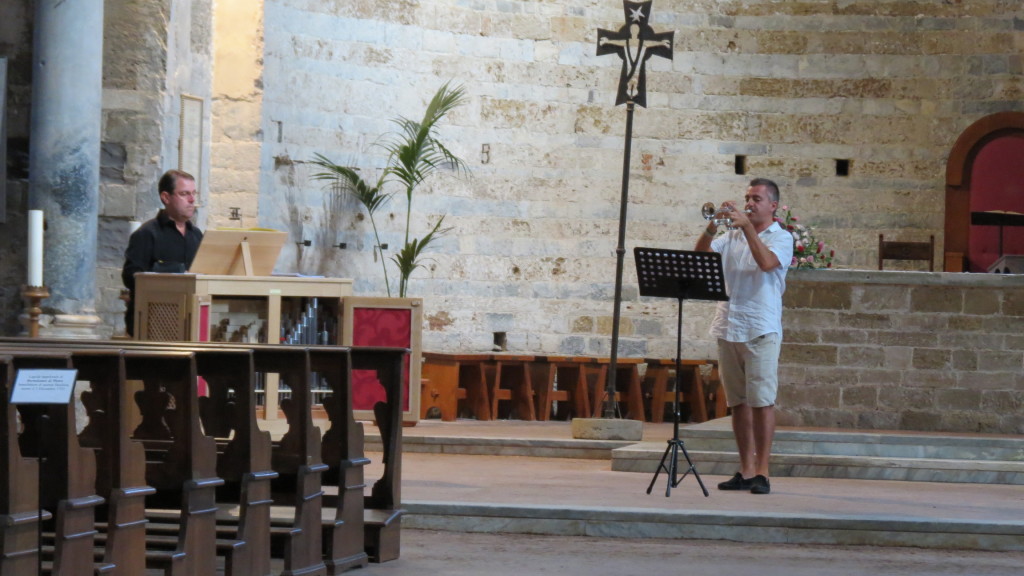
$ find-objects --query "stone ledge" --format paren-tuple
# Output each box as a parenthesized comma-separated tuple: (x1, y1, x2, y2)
(571, 418, 644, 441)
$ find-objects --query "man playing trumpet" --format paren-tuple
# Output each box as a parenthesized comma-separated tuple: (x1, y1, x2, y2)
(695, 178, 794, 495)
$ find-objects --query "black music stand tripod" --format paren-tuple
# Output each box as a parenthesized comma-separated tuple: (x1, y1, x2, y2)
(634, 247, 729, 497)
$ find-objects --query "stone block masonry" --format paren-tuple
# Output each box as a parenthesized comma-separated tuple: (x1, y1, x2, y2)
(237, 0, 1023, 375)
(779, 269, 1024, 435)
(6, 1, 1021, 374)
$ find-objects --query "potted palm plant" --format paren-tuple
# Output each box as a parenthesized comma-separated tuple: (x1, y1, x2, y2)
(310, 81, 469, 297)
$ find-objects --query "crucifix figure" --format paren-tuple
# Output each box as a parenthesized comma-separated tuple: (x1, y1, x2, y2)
(597, 1, 674, 107)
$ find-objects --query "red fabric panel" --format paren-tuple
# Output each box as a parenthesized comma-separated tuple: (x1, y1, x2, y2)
(198, 303, 210, 342)
(350, 307, 412, 412)
(968, 134, 1024, 272)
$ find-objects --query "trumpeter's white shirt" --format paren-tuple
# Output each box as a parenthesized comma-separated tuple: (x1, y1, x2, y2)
(709, 221, 793, 343)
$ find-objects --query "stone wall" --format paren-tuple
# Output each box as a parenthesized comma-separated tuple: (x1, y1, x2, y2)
(0, 1, 33, 335)
(252, 0, 1023, 359)
(2, 0, 1023, 358)
(778, 269, 1024, 435)
(92, 0, 215, 334)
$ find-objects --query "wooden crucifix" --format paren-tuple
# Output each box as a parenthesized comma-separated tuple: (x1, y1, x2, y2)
(593, 1, 674, 420)
(597, 0, 674, 107)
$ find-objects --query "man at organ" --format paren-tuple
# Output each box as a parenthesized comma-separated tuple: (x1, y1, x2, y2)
(121, 169, 204, 335)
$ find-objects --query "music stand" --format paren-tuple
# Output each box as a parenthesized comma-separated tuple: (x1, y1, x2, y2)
(634, 247, 728, 497)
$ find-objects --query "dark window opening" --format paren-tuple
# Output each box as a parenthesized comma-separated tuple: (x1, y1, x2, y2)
(836, 159, 851, 177)
(734, 155, 747, 175)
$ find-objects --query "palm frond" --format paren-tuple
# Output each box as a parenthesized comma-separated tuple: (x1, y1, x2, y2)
(309, 153, 393, 215)
(311, 82, 467, 297)
(391, 216, 453, 297)
(380, 82, 469, 198)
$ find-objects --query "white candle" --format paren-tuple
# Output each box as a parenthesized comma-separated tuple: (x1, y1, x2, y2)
(27, 210, 44, 287)
(129, 220, 141, 234)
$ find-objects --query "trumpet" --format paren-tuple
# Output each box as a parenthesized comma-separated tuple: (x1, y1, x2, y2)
(701, 202, 752, 229)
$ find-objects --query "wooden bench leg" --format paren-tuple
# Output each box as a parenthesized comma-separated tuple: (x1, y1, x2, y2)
(645, 365, 670, 423)
(461, 363, 492, 420)
(491, 361, 536, 421)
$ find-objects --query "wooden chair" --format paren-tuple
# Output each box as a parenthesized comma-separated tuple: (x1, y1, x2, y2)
(879, 234, 935, 271)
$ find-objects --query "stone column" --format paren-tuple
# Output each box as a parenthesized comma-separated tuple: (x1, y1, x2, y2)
(27, 0, 105, 338)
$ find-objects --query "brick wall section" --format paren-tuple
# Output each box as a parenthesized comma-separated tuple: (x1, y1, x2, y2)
(779, 269, 1024, 435)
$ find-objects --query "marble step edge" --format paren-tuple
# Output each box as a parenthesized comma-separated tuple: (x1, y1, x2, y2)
(677, 437, 1024, 461)
(682, 426, 1024, 451)
(400, 501, 1024, 552)
(366, 431, 1024, 462)
(366, 434, 620, 459)
(611, 448, 1024, 484)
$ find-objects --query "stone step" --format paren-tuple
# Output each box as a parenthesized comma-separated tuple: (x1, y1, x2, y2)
(676, 427, 1024, 462)
(370, 425, 1024, 464)
(367, 433, 624, 460)
(368, 422, 1024, 485)
(612, 444, 1024, 485)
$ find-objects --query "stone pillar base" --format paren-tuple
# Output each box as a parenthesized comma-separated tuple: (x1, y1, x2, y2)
(20, 313, 106, 340)
(571, 417, 644, 441)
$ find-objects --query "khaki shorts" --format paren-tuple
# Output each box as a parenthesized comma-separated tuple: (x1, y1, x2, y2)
(717, 333, 781, 408)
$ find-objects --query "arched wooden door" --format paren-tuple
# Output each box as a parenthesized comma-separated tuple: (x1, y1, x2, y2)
(945, 112, 1024, 272)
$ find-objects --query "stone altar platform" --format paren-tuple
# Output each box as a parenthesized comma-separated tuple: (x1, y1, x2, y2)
(348, 418, 1024, 553)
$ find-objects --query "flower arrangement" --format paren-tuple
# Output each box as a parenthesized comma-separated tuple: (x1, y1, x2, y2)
(774, 206, 835, 269)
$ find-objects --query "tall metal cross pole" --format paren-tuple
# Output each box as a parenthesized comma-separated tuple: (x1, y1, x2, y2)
(596, 1, 673, 418)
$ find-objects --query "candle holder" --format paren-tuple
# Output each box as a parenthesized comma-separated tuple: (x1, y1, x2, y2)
(21, 285, 50, 338)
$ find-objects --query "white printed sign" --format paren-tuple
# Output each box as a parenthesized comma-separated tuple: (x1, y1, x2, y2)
(10, 369, 77, 405)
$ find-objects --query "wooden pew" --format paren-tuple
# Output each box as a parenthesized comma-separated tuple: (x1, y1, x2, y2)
(586, 357, 646, 421)
(529, 356, 592, 421)
(0, 355, 49, 575)
(1, 338, 405, 571)
(15, 341, 269, 576)
(73, 349, 157, 576)
(250, 347, 329, 576)
(642, 358, 712, 423)
(490, 354, 537, 421)
(420, 353, 492, 420)
(108, 342, 324, 576)
(192, 348, 276, 576)
(307, 346, 367, 573)
(126, 350, 229, 576)
(7, 351, 106, 575)
(348, 347, 406, 562)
